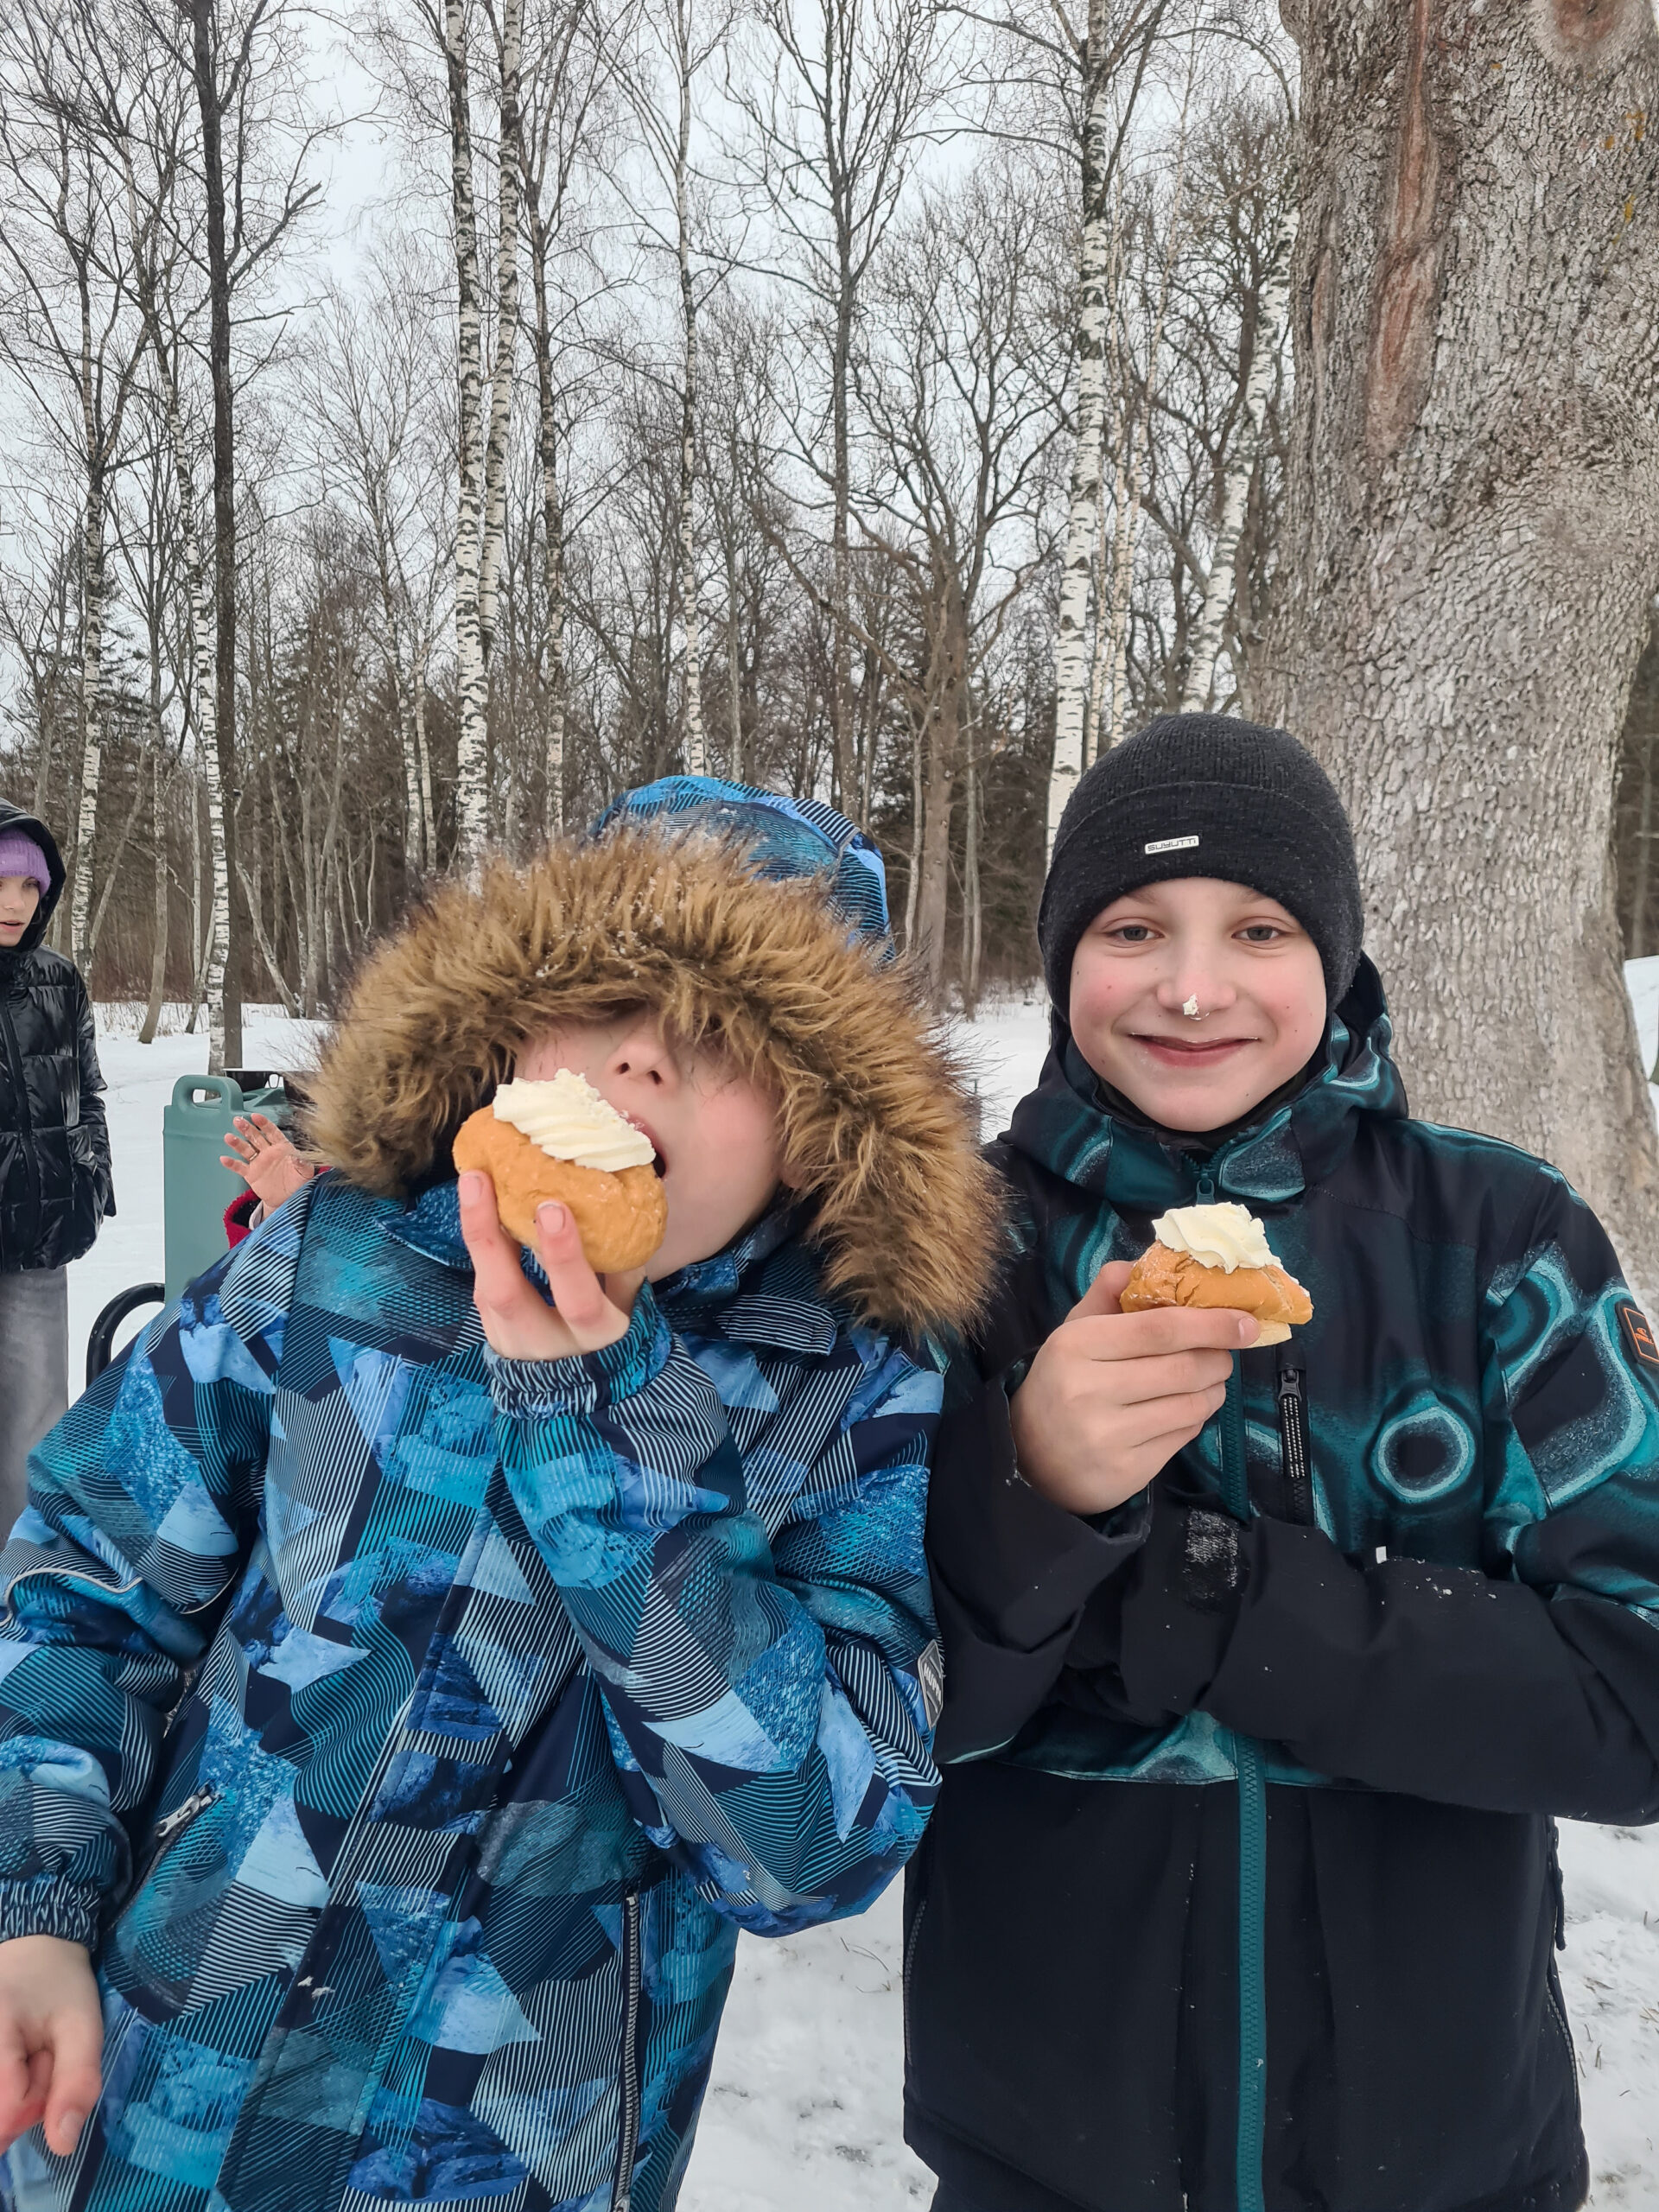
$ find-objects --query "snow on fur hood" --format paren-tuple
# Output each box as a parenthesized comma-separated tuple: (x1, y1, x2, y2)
(303, 779, 1000, 1338)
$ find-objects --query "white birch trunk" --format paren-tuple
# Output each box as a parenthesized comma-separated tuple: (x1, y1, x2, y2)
(1107, 109, 1190, 748)
(1048, 0, 1117, 857)
(446, 0, 491, 871)
(1183, 199, 1296, 711)
(68, 483, 106, 974)
(177, 470, 227, 1071)
(478, 0, 524, 673)
(139, 741, 169, 1046)
(726, 520, 743, 781)
(674, 18, 705, 772)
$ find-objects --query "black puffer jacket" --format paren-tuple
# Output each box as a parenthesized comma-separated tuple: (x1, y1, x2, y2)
(0, 799, 114, 1271)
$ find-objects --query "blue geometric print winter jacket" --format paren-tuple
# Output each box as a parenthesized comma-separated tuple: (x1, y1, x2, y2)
(0, 1172, 943, 2212)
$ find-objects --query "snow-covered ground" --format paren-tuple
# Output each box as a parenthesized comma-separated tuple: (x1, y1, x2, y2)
(63, 985, 1659, 2207)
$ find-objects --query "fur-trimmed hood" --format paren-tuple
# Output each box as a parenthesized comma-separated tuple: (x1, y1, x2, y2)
(304, 791, 1000, 1338)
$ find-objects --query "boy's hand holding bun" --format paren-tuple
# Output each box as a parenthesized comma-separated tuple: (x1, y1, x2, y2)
(1010, 1262, 1256, 1516)
(459, 1173, 645, 1362)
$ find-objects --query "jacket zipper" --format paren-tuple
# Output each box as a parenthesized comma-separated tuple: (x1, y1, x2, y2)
(611, 1887, 645, 2212)
(1275, 1363, 1313, 1526)
(127, 1783, 220, 1903)
(1195, 1167, 1268, 2212)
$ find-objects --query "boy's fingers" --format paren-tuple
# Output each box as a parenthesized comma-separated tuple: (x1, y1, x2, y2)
(1071, 1305, 1256, 1358)
(0, 2019, 34, 2146)
(536, 1206, 628, 1350)
(41, 2002, 102, 2157)
(1070, 1261, 1130, 1319)
(457, 1173, 533, 1306)
(1108, 1349, 1237, 1408)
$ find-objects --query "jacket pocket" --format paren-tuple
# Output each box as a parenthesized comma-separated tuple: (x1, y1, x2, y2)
(118, 1783, 222, 1919)
(610, 1885, 645, 2212)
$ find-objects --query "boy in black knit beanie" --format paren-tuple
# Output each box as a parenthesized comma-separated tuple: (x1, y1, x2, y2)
(905, 713, 1659, 2212)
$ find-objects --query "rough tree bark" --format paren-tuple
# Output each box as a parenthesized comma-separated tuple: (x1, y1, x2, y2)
(1262, 0, 1659, 1300)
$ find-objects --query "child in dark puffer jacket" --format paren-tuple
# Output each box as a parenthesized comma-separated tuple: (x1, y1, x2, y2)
(0, 802, 113, 1534)
(906, 715, 1659, 2212)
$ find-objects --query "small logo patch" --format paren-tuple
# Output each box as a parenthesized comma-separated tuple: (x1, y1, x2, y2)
(1145, 834, 1200, 855)
(1618, 1302, 1659, 1370)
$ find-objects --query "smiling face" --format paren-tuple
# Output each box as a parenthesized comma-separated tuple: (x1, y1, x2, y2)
(0, 874, 41, 947)
(1067, 876, 1328, 1134)
(514, 1014, 791, 1277)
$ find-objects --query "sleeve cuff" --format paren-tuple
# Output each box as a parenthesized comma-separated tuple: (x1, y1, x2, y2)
(927, 1376, 1152, 1654)
(0, 1879, 102, 1948)
(486, 1287, 672, 1416)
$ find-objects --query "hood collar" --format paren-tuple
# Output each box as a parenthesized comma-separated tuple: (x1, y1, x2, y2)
(1007, 957, 1405, 1212)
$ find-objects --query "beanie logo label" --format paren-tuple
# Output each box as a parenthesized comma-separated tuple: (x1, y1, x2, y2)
(1144, 835, 1200, 855)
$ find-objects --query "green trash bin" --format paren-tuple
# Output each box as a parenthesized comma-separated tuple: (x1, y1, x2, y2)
(162, 1072, 296, 1300)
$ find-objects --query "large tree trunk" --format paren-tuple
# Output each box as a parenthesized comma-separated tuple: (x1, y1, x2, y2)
(188, 0, 244, 1070)
(1262, 0, 1659, 1300)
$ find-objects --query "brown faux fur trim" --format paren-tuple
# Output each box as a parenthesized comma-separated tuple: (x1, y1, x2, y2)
(302, 827, 1001, 1338)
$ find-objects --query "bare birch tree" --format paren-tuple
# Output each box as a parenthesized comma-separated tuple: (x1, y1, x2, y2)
(1046, 0, 1166, 852)
(0, 3, 152, 975)
(626, 0, 736, 774)
(1181, 185, 1292, 709)
(735, 0, 943, 818)
(850, 155, 1065, 1000)
(519, 0, 622, 833)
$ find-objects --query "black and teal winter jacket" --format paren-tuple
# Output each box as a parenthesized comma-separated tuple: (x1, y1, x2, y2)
(905, 962, 1659, 2212)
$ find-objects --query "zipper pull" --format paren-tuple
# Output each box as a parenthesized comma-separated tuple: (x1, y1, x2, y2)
(1274, 1360, 1313, 1526)
(1196, 1170, 1216, 1202)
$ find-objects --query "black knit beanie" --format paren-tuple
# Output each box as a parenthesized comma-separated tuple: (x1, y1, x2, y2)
(1039, 713, 1363, 1011)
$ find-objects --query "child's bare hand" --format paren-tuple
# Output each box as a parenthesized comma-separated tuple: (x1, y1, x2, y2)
(458, 1172, 644, 1362)
(0, 1936, 103, 2156)
(219, 1114, 314, 1211)
(1009, 1262, 1256, 1516)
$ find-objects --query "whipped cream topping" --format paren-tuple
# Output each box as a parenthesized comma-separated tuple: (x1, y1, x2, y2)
(1152, 1201, 1274, 1273)
(493, 1071, 655, 1172)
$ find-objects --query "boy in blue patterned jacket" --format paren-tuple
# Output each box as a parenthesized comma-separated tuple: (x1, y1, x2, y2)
(0, 780, 995, 2212)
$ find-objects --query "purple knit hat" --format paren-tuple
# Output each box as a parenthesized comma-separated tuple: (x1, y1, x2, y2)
(0, 830, 51, 895)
